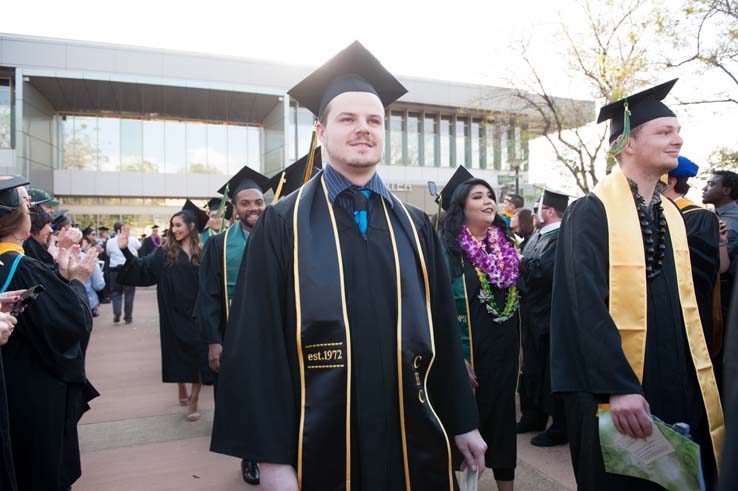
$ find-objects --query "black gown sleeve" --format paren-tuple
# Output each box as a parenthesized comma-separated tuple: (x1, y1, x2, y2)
(116, 247, 162, 286)
(196, 235, 226, 345)
(550, 195, 643, 397)
(10, 257, 92, 383)
(418, 213, 479, 436)
(211, 205, 298, 464)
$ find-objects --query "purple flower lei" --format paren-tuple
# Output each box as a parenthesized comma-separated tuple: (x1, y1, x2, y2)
(458, 225, 519, 289)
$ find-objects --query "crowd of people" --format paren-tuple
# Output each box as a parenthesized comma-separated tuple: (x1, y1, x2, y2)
(0, 40, 735, 491)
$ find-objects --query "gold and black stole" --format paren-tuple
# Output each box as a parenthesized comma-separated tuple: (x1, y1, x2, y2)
(293, 173, 453, 491)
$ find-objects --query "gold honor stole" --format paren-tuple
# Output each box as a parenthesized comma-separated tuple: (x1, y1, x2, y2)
(292, 174, 453, 491)
(592, 167, 724, 463)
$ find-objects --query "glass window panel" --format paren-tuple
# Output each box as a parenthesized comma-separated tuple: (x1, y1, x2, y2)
(515, 125, 523, 161)
(228, 125, 248, 174)
(165, 121, 186, 173)
(142, 120, 164, 173)
(423, 115, 437, 166)
(485, 124, 495, 169)
(0, 79, 12, 149)
(471, 120, 481, 169)
(455, 119, 469, 166)
(500, 125, 510, 171)
(407, 113, 420, 166)
(440, 117, 451, 167)
(63, 116, 98, 170)
(187, 122, 209, 174)
(390, 112, 404, 165)
(207, 123, 228, 174)
(98, 118, 120, 172)
(297, 107, 315, 158)
(287, 103, 297, 161)
(246, 127, 261, 170)
(120, 119, 143, 172)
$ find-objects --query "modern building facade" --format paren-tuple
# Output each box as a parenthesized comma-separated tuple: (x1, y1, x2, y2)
(0, 33, 591, 230)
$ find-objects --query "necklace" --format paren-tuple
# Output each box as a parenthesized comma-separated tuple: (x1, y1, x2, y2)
(458, 225, 520, 322)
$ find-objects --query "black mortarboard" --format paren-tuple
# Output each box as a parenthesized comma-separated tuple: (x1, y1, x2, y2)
(270, 147, 323, 198)
(151, 224, 160, 229)
(597, 79, 678, 144)
(440, 166, 475, 211)
(206, 197, 233, 221)
(182, 200, 210, 234)
(51, 209, 70, 225)
(98, 226, 110, 232)
(0, 176, 30, 216)
(218, 165, 271, 200)
(82, 225, 95, 236)
(538, 188, 570, 213)
(288, 41, 408, 117)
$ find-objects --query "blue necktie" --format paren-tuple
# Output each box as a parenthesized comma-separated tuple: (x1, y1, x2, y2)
(353, 188, 371, 235)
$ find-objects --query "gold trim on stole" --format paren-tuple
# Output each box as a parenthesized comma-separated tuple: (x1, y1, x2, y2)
(293, 185, 307, 488)
(381, 200, 411, 490)
(396, 201, 454, 491)
(461, 268, 475, 371)
(592, 167, 724, 464)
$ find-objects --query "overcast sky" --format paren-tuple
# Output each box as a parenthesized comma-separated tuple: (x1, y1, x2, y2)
(4, 0, 735, 196)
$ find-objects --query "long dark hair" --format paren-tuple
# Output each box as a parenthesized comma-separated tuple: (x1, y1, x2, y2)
(440, 178, 511, 277)
(162, 211, 201, 267)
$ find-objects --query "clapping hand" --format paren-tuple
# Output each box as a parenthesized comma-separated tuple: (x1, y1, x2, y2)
(117, 225, 130, 250)
(58, 246, 99, 284)
(0, 312, 17, 345)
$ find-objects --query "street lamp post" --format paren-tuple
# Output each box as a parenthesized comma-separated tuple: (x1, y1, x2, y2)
(508, 158, 527, 195)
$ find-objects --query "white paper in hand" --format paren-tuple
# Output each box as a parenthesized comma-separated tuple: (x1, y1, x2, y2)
(460, 469, 478, 491)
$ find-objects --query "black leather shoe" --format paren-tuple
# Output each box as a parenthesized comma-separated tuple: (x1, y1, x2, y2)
(516, 416, 547, 434)
(113, 315, 120, 323)
(242, 459, 260, 485)
(530, 429, 568, 447)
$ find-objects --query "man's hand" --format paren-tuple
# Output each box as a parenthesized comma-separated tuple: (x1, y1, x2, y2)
(117, 225, 130, 250)
(208, 343, 223, 373)
(58, 247, 99, 284)
(609, 393, 652, 439)
(0, 312, 17, 345)
(57, 228, 74, 250)
(464, 360, 478, 389)
(454, 429, 487, 475)
(258, 463, 298, 491)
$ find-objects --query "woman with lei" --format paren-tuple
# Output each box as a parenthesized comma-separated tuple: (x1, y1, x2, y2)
(440, 174, 519, 491)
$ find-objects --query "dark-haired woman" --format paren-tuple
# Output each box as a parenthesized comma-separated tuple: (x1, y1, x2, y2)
(511, 208, 534, 252)
(0, 176, 99, 491)
(441, 178, 519, 491)
(22, 204, 54, 268)
(116, 210, 212, 421)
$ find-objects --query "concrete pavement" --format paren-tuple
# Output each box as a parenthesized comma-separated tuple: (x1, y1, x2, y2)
(75, 287, 576, 490)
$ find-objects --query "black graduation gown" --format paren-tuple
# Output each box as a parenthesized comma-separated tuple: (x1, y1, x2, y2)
(211, 193, 478, 491)
(117, 247, 213, 385)
(719, 273, 738, 491)
(461, 259, 519, 471)
(0, 251, 97, 491)
(21, 237, 54, 269)
(551, 195, 710, 490)
(196, 232, 227, 346)
(519, 230, 559, 418)
(679, 205, 721, 349)
(139, 236, 159, 257)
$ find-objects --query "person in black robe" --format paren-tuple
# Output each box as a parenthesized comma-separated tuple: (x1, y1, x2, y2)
(0, 176, 99, 491)
(196, 164, 271, 485)
(139, 225, 161, 257)
(116, 204, 212, 421)
(552, 81, 723, 490)
(718, 272, 738, 491)
(211, 42, 485, 490)
(518, 190, 569, 447)
(439, 172, 520, 491)
(22, 204, 55, 269)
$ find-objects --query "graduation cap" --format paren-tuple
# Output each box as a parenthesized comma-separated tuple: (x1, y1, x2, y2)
(440, 166, 475, 211)
(81, 225, 95, 236)
(181, 200, 210, 234)
(669, 156, 699, 178)
(218, 165, 271, 200)
(597, 79, 678, 155)
(98, 226, 110, 232)
(206, 197, 233, 220)
(270, 147, 323, 200)
(536, 187, 571, 213)
(51, 209, 70, 228)
(151, 224, 160, 230)
(0, 176, 30, 216)
(288, 41, 408, 117)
